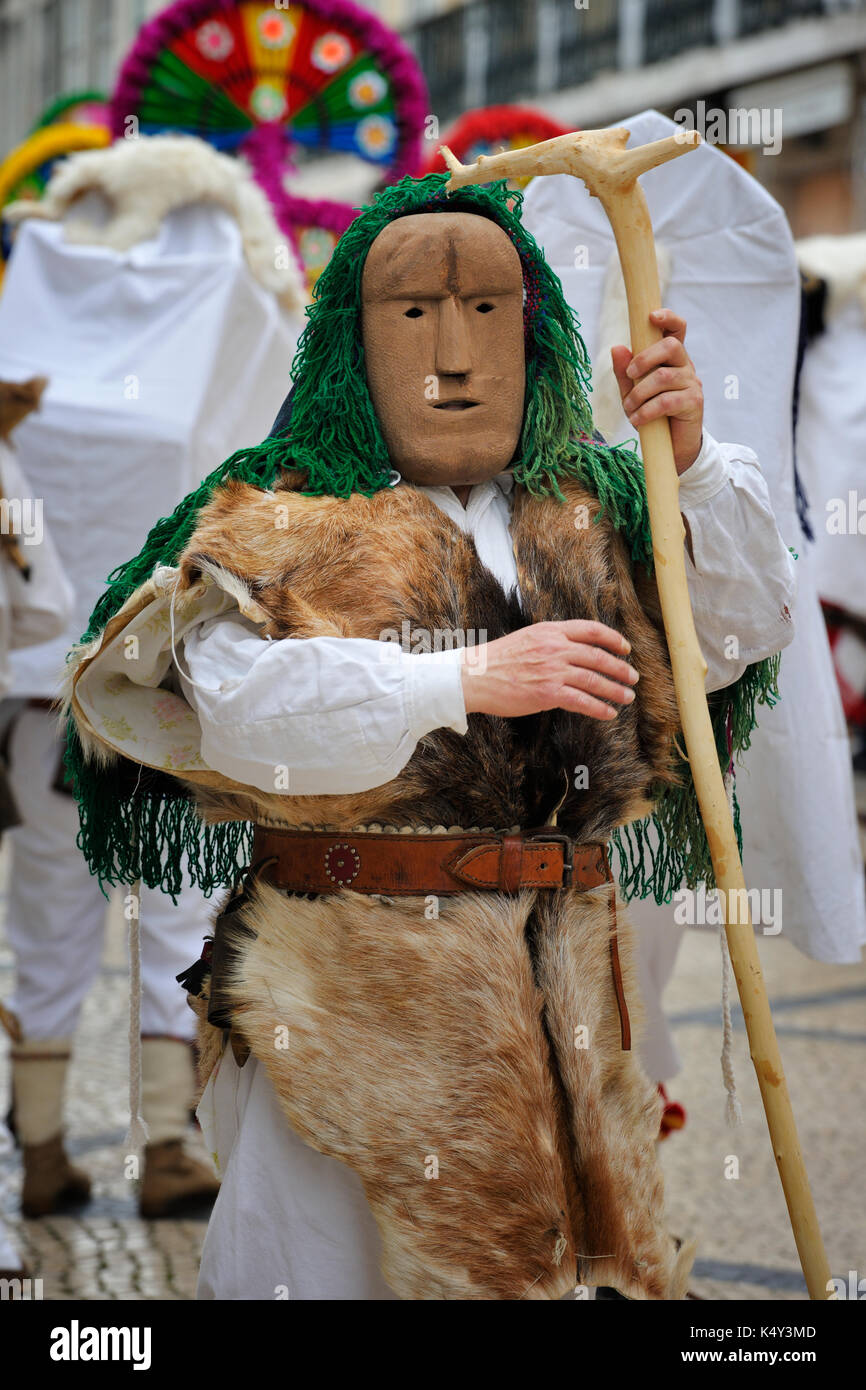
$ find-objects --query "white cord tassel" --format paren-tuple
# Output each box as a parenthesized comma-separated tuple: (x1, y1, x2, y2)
(720, 771, 743, 1127)
(124, 878, 149, 1150)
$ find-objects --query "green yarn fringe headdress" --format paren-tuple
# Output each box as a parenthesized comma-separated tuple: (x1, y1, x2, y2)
(67, 172, 781, 902)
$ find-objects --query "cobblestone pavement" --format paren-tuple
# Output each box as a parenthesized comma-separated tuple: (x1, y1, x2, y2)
(0, 857, 207, 1301)
(1, 812, 864, 1302)
(659, 928, 866, 1301)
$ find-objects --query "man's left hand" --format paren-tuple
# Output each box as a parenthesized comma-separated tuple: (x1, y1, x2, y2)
(611, 309, 703, 476)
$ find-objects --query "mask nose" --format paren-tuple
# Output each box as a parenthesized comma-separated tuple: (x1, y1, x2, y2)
(434, 296, 472, 378)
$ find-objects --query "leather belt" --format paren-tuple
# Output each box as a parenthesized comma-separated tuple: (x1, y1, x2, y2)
(250, 826, 612, 897)
(223, 827, 632, 1051)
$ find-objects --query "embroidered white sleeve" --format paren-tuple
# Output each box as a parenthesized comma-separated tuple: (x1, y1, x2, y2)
(678, 432, 796, 692)
(179, 611, 468, 795)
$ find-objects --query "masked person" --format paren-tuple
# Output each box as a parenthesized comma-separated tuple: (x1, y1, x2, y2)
(0, 135, 305, 1219)
(64, 175, 796, 1300)
(0, 376, 74, 1267)
(796, 234, 866, 770)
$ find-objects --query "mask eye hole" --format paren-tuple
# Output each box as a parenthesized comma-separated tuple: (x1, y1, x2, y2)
(476, 302, 494, 314)
(404, 306, 423, 319)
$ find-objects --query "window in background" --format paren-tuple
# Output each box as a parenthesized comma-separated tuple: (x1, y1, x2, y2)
(42, 0, 62, 103)
(643, 0, 715, 67)
(740, 0, 825, 38)
(486, 0, 536, 105)
(409, 6, 466, 123)
(558, 0, 618, 90)
(58, 0, 88, 92)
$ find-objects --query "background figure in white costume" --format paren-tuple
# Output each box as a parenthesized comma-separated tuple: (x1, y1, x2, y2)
(0, 135, 305, 1218)
(795, 235, 866, 770)
(0, 378, 74, 1268)
(522, 110, 866, 1095)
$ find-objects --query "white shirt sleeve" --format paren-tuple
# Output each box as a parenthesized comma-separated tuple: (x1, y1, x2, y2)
(179, 614, 468, 795)
(677, 430, 796, 692)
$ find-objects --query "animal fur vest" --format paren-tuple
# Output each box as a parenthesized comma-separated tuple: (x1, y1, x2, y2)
(69, 468, 692, 1300)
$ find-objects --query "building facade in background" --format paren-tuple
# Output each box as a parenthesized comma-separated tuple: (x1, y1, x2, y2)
(1, 0, 865, 234)
(0, 0, 164, 148)
(388, 0, 866, 234)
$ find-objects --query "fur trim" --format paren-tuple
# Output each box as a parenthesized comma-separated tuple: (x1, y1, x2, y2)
(188, 989, 225, 1102)
(222, 879, 691, 1299)
(193, 559, 270, 627)
(796, 233, 866, 323)
(5, 135, 306, 313)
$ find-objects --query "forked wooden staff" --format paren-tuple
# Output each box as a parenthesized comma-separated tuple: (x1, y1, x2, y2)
(441, 127, 832, 1301)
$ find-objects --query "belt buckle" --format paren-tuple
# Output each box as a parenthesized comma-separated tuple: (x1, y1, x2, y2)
(527, 829, 575, 887)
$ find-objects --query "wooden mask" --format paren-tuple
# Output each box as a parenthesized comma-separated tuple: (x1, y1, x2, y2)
(361, 212, 525, 487)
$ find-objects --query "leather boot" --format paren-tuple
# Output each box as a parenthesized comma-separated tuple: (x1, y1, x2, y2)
(21, 1134, 91, 1217)
(12, 1039, 91, 1217)
(139, 1138, 221, 1218)
(138, 1037, 219, 1218)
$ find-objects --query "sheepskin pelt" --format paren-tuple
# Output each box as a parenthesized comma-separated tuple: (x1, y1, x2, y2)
(215, 875, 692, 1300)
(5, 134, 306, 313)
(170, 470, 680, 839)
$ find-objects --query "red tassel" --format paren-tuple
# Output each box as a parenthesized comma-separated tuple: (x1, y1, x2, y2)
(658, 1082, 687, 1140)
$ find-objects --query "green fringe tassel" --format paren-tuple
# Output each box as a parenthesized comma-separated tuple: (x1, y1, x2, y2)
(611, 650, 782, 899)
(65, 171, 784, 904)
(68, 744, 253, 904)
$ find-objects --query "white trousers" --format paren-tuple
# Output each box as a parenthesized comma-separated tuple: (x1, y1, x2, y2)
(631, 894, 686, 1083)
(197, 1052, 398, 1301)
(4, 707, 214, 1041)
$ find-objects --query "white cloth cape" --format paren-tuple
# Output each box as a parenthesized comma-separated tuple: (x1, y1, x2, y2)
(522, 108, 865, 964)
